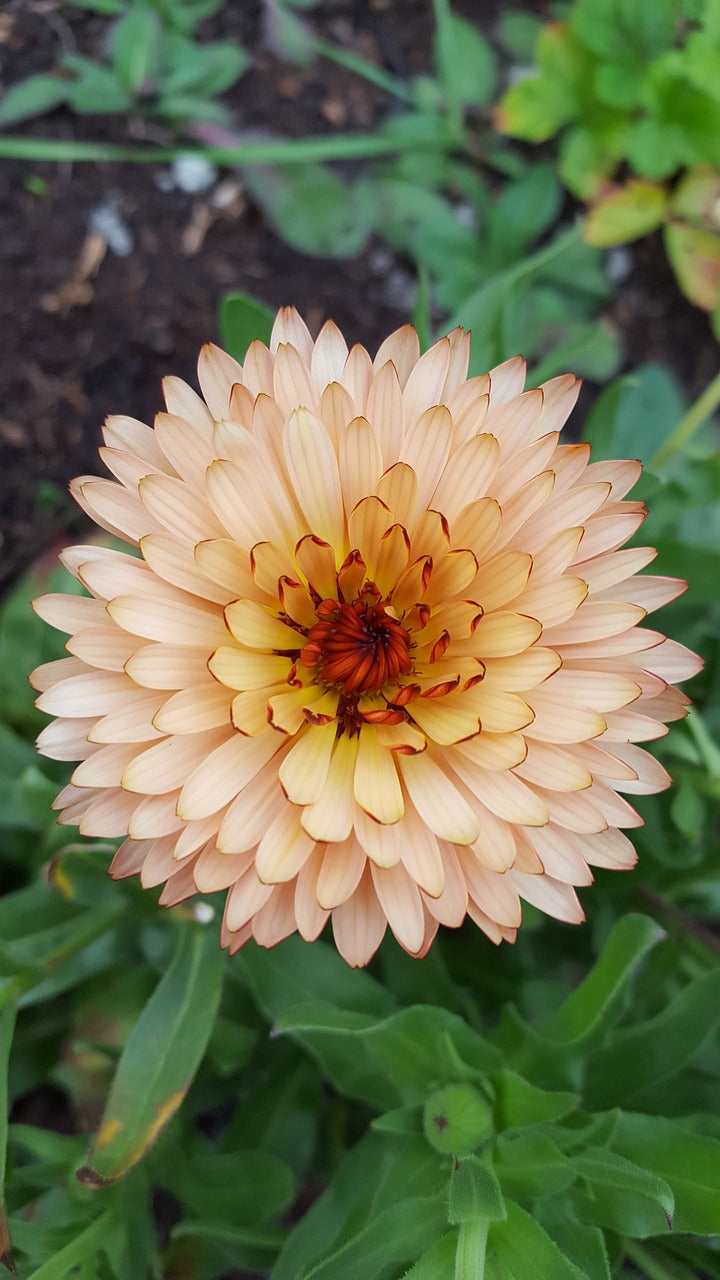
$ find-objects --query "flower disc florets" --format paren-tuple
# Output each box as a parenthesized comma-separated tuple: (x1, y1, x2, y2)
(31, 308, 702, 966)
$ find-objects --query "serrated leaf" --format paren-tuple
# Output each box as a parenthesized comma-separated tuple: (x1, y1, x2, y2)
(0, 75, 69, 127)
(584, 181, 667, 246)
(219, 292, 274, 362)
(448, 1156, 506, 1224)
(78, 924, 224, 1184)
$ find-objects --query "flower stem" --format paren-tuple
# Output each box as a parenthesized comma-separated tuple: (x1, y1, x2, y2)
(454, 1218, 489, 1280)
(0, 125, 450, 167)
(650, 367, 720, 470)
(313, 38, 416, 103)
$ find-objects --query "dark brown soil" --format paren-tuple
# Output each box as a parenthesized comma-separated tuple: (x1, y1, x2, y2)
(0, 0, 715, 592)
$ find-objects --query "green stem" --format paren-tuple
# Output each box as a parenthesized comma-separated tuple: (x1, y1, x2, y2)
(455, 1219, 489, 1280)
(0, 126, 448, 167)
(24, 1212, 114, 1280)
(623, 1240, 685, 1280)
(313, 38, 416, 103)
(650, 367, 720, 470)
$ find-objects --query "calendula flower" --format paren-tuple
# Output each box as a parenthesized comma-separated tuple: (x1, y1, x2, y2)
(31, 309, 701, 966)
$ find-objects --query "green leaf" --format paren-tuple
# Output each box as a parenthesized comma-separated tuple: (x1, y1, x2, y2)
(582, 363, 684, 465)
(166, 1145, 295, 1226)
(62, 55, 131, 114)
(612, 1113, 720, 1234)
(108, 8, 162, 92)
(448, 1156, 506, 1223)
(584, 181, 668, 246)
(535, 1202, 611, 1280)
(219, 292, 274, 362)
(664, 222, 720, 311)
(571, 0, 677, 62)
(237, 934, 394, 1022)
(304, 1194, 448, 1280)
(277, 1002, 502, 1108)
(494, 1131, 575, 1199)
(495, 1071, 579, 1129)
(530, 320, 621, 385)
(163, 35, 250, 96)
(559, 124, 621, 198)
(584, 967, 720, 1109)
(494, 915, 663, 1087)
(401, 1233, 456, 1278)
(0, 75, 70, 127)
(434, 13, 496, 106)
(574, 1146, 674, 1223)
(0, 1004, 16, 1275)
(495, 76, 576, 142)
(78, 923, 224, 1184)
(491, 1200, 587, 1280)
(244, 163, 368, 257)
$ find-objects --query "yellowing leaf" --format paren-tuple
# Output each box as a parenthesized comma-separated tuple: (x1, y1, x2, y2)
(584, 181, 667, 246)
(664, 222, 720, 310)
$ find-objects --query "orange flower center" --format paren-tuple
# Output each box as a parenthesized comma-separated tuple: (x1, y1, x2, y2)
(301, 592, 413, 696)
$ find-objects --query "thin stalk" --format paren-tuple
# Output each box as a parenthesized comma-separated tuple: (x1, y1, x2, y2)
(24, 1213, 114, 1280)
(455, 1219, 489, 1280)
(650, 366, 720, 470)
(313, 38, 416, 103)
(0, 126, 449, 167)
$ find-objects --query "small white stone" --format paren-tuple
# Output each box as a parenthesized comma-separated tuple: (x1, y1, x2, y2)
(88, 199, 134, 257)
(193, 902, 216, 924)
(606, 246, 633, 283)
(171, 154, 218, 194)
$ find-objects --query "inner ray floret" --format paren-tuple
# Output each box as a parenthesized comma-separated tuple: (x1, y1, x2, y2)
(300, 586, 413, 696)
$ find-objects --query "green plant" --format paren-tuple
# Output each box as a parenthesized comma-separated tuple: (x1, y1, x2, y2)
(0, 1, 249, 129)
(495, 0, 720, 329)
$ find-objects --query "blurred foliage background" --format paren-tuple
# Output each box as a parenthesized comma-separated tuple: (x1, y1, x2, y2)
(1, 0, 720, 1276)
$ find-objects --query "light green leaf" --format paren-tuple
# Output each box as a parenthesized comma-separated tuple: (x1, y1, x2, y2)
(582, 363, 684, 465)
(219, 292, 274, 362)
(244, 163, 368, 257)
(434, 13, 496, 106)
(0, 75, 69, 127)
(304, 1194, 448, 1280)
(109, 7, 162, 91)
(448, 1156, 506, 1224)
(277, 1001, 502, 1107)
(494, 1131, 575, 1199)
(491, 1201, 587, 1280)
(495, 1071, 579, 1129)
(584, 181, 668, 246)
(612, 1113, 720, 1234)
(574, 1146, 674, 1221)
(0, 1004, 16, 1276)
(78, 923, 224, 1184)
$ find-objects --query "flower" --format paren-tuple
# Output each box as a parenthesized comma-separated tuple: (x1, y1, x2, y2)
(31, 309, 701, 966)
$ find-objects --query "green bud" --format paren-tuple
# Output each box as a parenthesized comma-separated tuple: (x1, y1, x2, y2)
(423, 1083, 493, 1155)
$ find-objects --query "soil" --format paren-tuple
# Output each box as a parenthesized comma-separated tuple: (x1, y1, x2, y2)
(0, 0, 716, 598)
